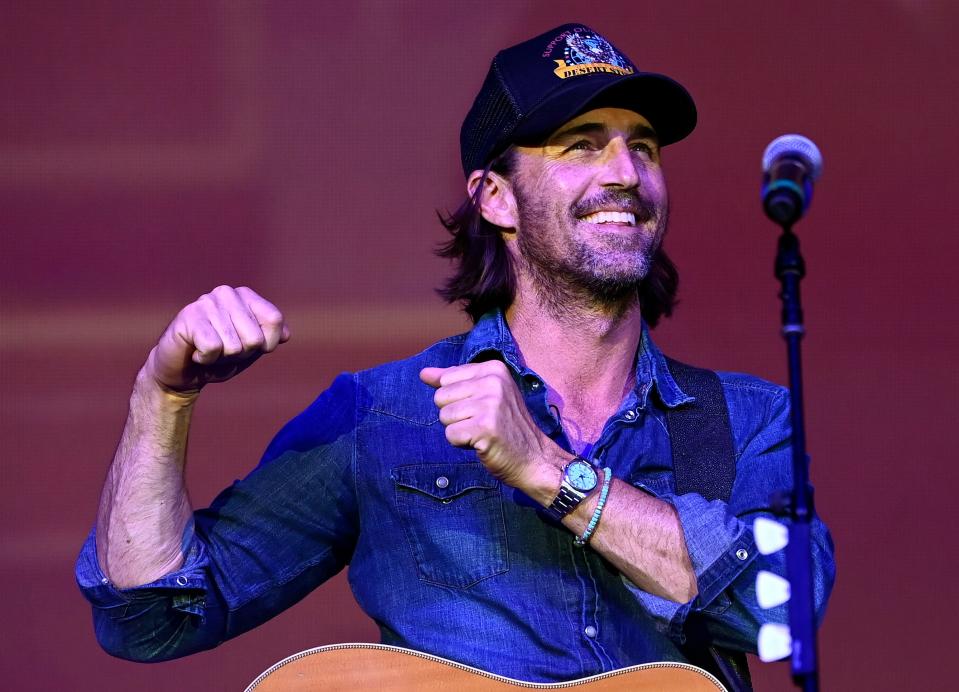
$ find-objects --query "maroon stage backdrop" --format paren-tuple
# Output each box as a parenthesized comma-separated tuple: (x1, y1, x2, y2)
(2, 2, 957, 690)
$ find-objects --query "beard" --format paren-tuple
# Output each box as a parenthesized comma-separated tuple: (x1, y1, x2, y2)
(513, 187, 669, 315)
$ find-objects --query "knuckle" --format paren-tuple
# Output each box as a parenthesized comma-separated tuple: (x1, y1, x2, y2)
(488, 360, 508, 374)
(216, 328, 239, 347)
(261, 309, 284, 326)
(175, 304, 195, 323)
(195, 293, 216, 310)
(243, 334, 266, 352)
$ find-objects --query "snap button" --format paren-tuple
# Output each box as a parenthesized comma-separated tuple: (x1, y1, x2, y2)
(175, 575, 188, 586)
(584, 625, 598, 638)
(435, 476, 450, 489)
(101, 577, 109, 585)
(530, 380, 541, 390)
(736, 548, 749, 561)
(624, 410, 636, 420)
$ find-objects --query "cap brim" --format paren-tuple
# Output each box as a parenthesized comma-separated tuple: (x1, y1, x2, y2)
(510, 72, 697, 149)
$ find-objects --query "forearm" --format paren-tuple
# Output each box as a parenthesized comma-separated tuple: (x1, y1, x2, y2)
(96, 366, 198, 588)
(640, 490, 835, 652)
(525, 454, 697, 603)
(569, 478, 697, 602)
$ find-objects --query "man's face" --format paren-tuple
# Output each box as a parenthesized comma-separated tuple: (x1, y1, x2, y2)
(508, 107, 669, 302)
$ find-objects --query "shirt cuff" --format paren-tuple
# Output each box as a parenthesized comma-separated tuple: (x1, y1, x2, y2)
(631, 483, 757, 643)
(75, 527, 211, 615)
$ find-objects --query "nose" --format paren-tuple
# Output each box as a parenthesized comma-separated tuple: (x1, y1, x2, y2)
(597, 137, 640, 189)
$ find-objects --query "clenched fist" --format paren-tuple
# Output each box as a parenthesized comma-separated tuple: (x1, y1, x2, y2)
(420, 360, 564, 490)
(145, 285, 290, 395)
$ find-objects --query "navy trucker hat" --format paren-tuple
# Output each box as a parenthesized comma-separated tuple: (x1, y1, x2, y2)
(460, 24, 697, 175)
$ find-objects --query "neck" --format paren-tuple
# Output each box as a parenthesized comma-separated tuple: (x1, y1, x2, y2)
(505, 280, 644, 413)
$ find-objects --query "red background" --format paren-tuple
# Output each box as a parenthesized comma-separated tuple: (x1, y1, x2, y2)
(2, 2, 956, 690)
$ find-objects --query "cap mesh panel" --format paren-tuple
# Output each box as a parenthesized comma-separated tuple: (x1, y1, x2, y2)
(460, 62, 521, 175)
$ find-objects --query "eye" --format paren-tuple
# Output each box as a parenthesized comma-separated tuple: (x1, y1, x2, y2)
(630, 141, 655, 155)
(566, 139, 596, 152)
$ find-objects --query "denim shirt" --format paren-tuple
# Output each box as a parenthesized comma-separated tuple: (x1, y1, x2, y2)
(76, 309, 835, 682)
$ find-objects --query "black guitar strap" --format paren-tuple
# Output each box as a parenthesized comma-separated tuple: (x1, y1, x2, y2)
(664, 358, 753, 692)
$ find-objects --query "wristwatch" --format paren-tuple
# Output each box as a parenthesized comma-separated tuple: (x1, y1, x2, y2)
(546, 456, 599, 520)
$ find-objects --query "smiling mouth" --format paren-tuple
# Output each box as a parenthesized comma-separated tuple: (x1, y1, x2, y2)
(578, 210, 637, 226)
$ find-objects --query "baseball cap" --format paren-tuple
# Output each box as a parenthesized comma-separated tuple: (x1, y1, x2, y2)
(460, 24, 697, 175)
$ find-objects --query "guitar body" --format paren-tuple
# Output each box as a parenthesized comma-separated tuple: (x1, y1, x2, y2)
(245, 643, 727, 691)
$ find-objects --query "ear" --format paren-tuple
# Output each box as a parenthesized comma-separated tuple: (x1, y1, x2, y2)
(466, 169, 518, 231)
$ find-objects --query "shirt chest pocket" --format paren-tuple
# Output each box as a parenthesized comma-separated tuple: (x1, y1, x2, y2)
(392, 462, 509, 589)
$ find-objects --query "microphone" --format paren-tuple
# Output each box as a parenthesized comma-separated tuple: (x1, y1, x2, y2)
(761, 134, 823, 227)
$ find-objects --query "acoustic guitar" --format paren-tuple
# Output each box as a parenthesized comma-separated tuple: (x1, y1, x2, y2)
(245, 643, 728, 691)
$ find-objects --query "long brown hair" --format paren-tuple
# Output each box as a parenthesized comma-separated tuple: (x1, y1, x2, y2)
(436, 153, 679, 326)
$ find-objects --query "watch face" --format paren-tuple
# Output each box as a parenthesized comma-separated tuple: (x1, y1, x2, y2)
(567, 460, 598, 491)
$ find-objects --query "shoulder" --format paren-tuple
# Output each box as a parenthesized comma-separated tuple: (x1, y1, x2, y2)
(714, 370, 791, 455)
(715, 370, 788, 400)
(260, 333, 468, 462)
(662, 355, 786, 413)
(354, 332, 469, 425)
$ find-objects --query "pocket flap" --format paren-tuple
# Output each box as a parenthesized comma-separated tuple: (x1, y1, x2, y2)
(392, 463, 498, 501)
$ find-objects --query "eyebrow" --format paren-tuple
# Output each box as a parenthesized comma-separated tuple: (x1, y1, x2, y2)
(550, 122, 659, 144)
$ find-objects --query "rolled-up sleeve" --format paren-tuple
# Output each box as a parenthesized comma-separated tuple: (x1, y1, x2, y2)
(75, 524, 220, 660)
(75, 372, 361, 662)
(629, 382, 836, 652)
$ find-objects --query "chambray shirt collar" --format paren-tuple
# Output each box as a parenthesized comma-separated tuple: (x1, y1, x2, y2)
(462, 309, 695, 409)
(637, 321, 696, 410)
(461, 308, 526, 373)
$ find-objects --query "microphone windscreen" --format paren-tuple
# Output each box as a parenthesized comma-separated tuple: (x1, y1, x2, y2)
(762, 134, 823, 180)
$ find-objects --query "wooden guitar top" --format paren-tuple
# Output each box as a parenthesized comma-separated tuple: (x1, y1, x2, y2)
(246, 643, 727, 691)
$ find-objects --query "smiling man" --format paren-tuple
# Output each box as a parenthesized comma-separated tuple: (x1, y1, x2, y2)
(503, 110, 668, 319)
(76, 24, 834, 690)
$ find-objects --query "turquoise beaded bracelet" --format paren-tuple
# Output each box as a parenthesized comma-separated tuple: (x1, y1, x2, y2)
(574, 467, 612, 547)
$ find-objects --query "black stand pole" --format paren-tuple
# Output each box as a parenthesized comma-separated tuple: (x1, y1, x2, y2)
(774, 227, 819, 692)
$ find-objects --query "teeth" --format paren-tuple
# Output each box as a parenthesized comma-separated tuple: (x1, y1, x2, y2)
(581, 211, 636, 225)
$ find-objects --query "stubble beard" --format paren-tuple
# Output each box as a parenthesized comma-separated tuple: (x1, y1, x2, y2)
(514, 189, 669, 320)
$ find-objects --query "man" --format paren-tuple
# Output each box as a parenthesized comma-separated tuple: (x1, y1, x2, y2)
(76, 24, 834, 687)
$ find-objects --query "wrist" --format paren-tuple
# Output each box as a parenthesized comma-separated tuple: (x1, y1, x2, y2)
(522, 446, 574, 507)
(134, 365, 200, 409)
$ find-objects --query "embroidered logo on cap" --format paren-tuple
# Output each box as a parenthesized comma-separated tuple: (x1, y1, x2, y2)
(544, 28, 634, 79)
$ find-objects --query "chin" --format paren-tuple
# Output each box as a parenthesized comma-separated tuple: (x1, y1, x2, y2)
(577, 263, 649, 300)
(588, 252, 654, 281)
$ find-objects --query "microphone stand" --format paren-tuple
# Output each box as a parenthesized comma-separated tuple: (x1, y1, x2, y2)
(773, 226, 820, 692)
